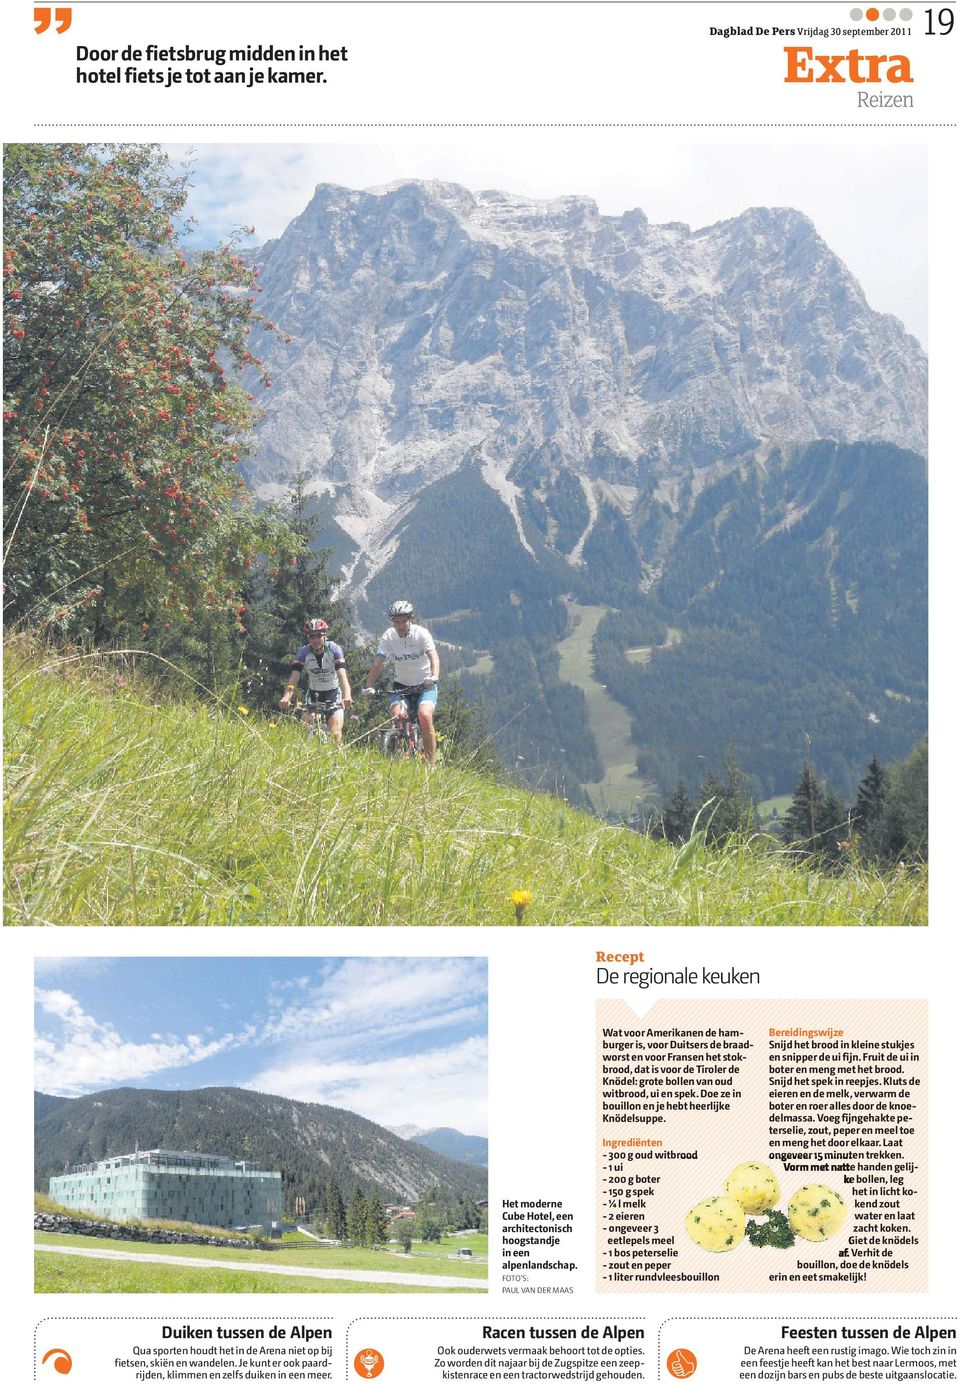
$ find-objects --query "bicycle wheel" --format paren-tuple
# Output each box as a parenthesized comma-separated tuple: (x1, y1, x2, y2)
(381, 728, 401, 756)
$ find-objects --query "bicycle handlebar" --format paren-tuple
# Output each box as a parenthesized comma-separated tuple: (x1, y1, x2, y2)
(363, 679, 437, 697)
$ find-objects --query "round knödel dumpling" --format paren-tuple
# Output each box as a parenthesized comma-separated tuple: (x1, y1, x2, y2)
(684, 1195, 746, 1252)
(725, 1161, 781, 1213)
(787, 1185, 848, 1241)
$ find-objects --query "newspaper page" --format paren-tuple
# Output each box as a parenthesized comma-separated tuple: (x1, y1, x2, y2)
(2, 1, 955, 1383)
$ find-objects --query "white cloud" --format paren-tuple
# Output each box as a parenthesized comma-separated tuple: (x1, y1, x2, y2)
(34, 989, 241, 1097)
(244, 1035, 488, 1135)
(34, 957, 114, 982)
(261, 957, 487, 1057)
(32, 960, 488, 1123)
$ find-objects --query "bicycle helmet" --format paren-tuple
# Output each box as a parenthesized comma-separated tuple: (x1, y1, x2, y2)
(389, 600, 414, 617)
(304, 617, 329, 635)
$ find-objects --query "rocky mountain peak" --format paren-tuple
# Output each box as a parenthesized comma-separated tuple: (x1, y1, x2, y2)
(247, 178, 926, 566)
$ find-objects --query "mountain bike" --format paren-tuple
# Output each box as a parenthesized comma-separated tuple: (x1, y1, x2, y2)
(368, 682, 436, 759)
(304, 710, 330, 743)
(287, 693, 344, 742)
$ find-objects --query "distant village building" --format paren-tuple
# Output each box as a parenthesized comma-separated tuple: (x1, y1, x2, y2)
(49, 1149, 282, 1231)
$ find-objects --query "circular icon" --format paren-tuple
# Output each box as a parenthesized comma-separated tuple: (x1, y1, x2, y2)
(900, 7, 913, 16)
(41, 1350, 73, 1376)
(866, 7, 881, 19)
(883, 7, 897, 17)
(354, 1348, 385, 1379)
(666, 1348, 698, 1379)
(850, 7, 864, 17)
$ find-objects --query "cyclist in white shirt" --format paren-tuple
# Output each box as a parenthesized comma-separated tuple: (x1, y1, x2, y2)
(362, 600, 440, 765)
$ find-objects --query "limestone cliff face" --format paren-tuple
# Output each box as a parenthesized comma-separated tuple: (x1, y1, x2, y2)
(245, 179, 926, 578)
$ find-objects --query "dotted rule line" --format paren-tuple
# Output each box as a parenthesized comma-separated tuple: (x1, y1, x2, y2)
(34, 121, 958, 127)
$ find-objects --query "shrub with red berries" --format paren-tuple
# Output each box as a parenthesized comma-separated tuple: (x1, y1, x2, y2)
(3, 143, 290, 642)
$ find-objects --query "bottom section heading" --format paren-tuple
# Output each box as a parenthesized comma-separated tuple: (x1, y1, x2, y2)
(33, 1314, 958, 1383)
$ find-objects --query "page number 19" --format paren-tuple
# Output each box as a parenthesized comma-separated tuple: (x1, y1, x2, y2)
(924, 7, 955, 32)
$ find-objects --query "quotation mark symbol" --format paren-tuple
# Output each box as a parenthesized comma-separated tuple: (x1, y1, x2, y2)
(34, 7, 73, 33)
(41, 1349, 73, 1375)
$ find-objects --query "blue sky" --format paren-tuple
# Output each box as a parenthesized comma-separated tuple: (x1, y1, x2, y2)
(34, 956, 487, 1134)
(165, 140, 927, 343)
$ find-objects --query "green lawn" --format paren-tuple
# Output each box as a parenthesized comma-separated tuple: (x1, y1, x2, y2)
(435, 1232, 488, 1255)
(625, 625, 684, 665)
(35, 1231, 487, 1278)
(5, 640, 926, 925)
(459, 651, 494, 676)
(35, 1251, 481, 1294)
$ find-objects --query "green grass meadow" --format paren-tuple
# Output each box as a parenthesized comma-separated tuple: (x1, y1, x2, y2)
(35, 1252, 480, 1295)
(35, 1231, 487, 1278)
(35, 1230, 486, 1293)
(5, 640, 926, 925)
(759, 794, 794, 822)
(555, 600, 660, 816)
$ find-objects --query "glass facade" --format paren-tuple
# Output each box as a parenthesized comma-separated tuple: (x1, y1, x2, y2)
(49, 1149, 282, 1229)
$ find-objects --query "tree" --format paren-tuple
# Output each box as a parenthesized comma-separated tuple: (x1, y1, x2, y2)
(241, 466, 353, 709)
(783, 762, 849, 867)
(346, 1185, 366, 1245)
(3, 143, 285, 643)
(325, 1177, 347, 1241)
(853, 754, 889, 860)
(416, 1214, 444, 1243)
(696, 751, 755, 846)
(363, 1193, 388, 1249)
(819, 786, 851, 872)
(659, 779, 695, 844)
(879, 740, 927, 862)
(434, 678, 499, 772)
(783, 763, 823, 850)
(388, 1216, 414, 1251)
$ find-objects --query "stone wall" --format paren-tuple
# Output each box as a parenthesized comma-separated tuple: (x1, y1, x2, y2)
(34, 1211, 271, 1249)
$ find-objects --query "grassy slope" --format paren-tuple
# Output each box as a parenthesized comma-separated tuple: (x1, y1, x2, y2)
(4, 641, 926, 925)
(555, 601, 659, 816)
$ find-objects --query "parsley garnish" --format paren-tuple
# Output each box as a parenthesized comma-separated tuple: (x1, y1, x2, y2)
(746, 1210, 795, 1249)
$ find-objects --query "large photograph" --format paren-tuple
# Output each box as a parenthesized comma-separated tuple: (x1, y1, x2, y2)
(34, 956, 488, 1292)
(3, 141, 927, 925)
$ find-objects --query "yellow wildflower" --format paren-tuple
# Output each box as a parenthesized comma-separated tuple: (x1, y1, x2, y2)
(511, 888, 533, 923)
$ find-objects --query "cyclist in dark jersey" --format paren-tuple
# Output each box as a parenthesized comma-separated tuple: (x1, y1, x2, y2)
(279, 618, 353, 744)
